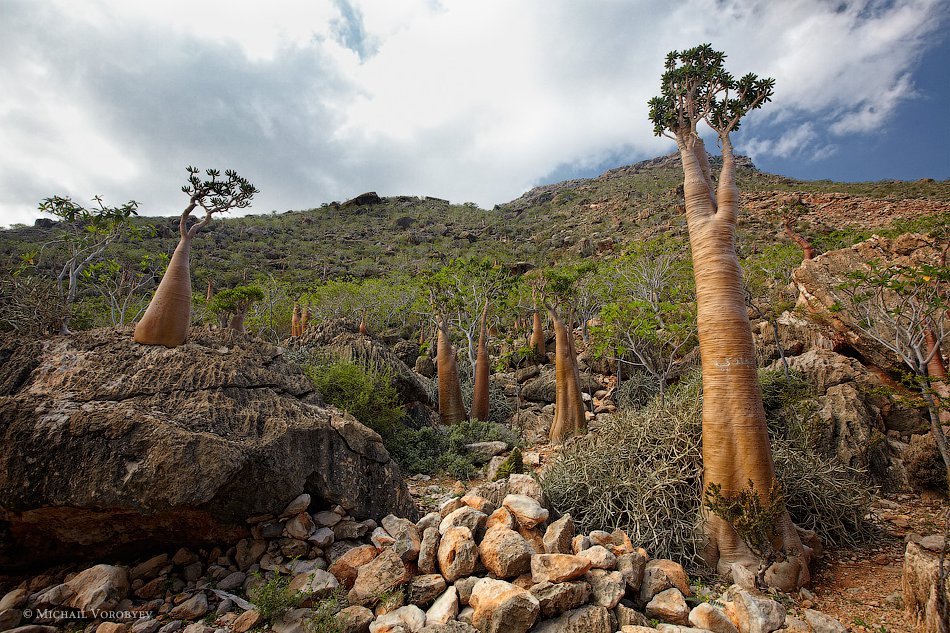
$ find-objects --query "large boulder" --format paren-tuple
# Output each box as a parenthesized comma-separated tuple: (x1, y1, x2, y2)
(903, 536, 950, 633)
(521, 367, 599, 404)
(0, 328, 417, 569)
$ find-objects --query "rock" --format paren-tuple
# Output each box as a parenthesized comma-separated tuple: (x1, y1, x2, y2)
(0, 609, 22, 631)
(417, 527, 440, 575)
(2, 628, 59, 633)
(579, 545, 617, 570)
(454, 577, 479, 606)
(130, 619, 162, 633)
(372, 527, 397, 549)
(130, 554, 169, 581)
(289, 569, 339, 603)
(61, 564, 130, 612)
(273, 608, 314, 633)
(336, 605, 373, 633)
(688, 602, 738, 633)
(816, 382, 890, 478)
(438, 507, 487, 539)
(639, 559, 691, 603)
(507, 474, 544, 502)
(96, 624, 128, 633)
(529, 581, 590, 618)
(437, 527, 479, 582)
(589, 529, 634, 556)
(522, 369, 598, 404)
(281, 494, 311, 517)
(802, 609, 847, 633)
(615, 603, 652, 627)
(903, 540, 949, 633)
(231, 610, 262, 633)
(168, 593, 208, 620)
(329, 545, 378, 589)
(533, 605, 616, 633)
(425, 587, 458, 626)
(217, 571, 247, 591)
(310, 527, 335, 549)
(723, 588, 786, 633)
(459, 495, 494, 515)
(485, 508, 516, 532)
(419, 623, 476, 633)
(314, 511, 343, 527)
(416, 512, 441, 532)
(0, 329, 416, 568)
(369, 605, 425, 633)
(478, 526, 533, 578)
(645, 588, 689, 625)
(235, 539, 267, 571)
(585, 569, 625, 608)
(382, 515, 422, 563)
(469, 578, 539, 633)
(571, 535, 591, 554)
(347, 548, 412, 606)
(502, 495, 548, 529)
(465, 442, 508, 464)
(616, 551, 647, 592)
(0, 589, 28, 611)
(285, 512, 315, 540)
(409, 575, 446, 607)
(531, 554, 592, 584)
(543, 514, 575, 554)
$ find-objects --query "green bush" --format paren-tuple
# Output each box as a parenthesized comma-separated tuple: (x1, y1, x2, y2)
(250, 569, 303, 623)
(306, 359, 405, 438)
(385, 419, 520, 480)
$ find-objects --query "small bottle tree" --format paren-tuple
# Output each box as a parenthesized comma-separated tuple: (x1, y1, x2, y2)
(134, 167, 257, 347)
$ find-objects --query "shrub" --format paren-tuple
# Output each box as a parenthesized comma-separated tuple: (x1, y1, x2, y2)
(306, 590, 347, 633)
(306, 359, 406, 438)
(460, 380, 515, 425)
(540, 371, 872, 568)
(250, 569, 303, 623)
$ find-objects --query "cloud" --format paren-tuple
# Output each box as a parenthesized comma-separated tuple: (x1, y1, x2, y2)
(0, 0, 945, 226)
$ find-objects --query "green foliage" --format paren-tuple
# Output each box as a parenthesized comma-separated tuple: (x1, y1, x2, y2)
(649, 43, 775, 137)
(208, 285, 265, 314)
(306, 359, 406, 439)
(182, 166, 258, 214)
(704, 479, 785, 564)
(305, 590, 347, 633)
(385, 419, 519, 480)
(493, 446, 524, 481)
(250, 568, 303, 623)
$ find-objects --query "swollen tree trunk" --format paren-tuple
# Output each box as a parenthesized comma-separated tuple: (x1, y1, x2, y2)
(133, 238, 194, 347)
(301, 306, 310, 333)
(782, 218, 816, 260)
(230, 311, 246, 333)
(437, 319, 468, 425)
(471, 303, 491, 421)
(925, 328, 950, 404)
(547, 305, 586, 444)
(206, 279, 214, 301)
(359, 314, 368, 336)
(291, 304, 302, 337)
(530, 309, 546, 359)
(678, 136, 809, 590)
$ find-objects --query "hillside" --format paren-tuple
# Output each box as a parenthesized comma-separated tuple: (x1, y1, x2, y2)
(2, 153, 948, 293)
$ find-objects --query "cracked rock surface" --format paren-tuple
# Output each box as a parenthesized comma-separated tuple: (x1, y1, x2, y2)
(0, 327, 416, 569)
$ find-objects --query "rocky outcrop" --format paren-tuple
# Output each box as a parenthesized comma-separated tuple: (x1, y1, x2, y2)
(0, 328, 416, 569)
(903, 534, 950, 633)
(792, 233, 944, 372)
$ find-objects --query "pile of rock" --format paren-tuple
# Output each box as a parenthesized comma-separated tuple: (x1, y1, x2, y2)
(1, 474, 848, 633)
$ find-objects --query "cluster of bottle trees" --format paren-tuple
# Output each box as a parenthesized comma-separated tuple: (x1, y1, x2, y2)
(5, 45, 949, 592)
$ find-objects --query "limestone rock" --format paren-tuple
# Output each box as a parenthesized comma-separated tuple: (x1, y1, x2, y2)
(329, 545, 378, 589)
(231, 610, 262, 633)
(348, 549, 412, 606)
(645, 588, 689, 625)
(478, 526, 532, 578)
(383, 515, 422, 563)
(168, 593, 208, 620)
(281, 493, 311, 517)
(0, 329, 416, 568)
(425, 587, 458, 627)
(369, 605, 425, 633)
(417, 527, 440, 575)
(469, 578, 539, 633)
(803, 609, 847, 633)
(543, 514, 575, 554)
(502, 495, 548, 530)
(529, 581, 590, 618)
(438, 507, 487, 540)
(578, 545, 617, 570)
(288, 569, 339, 604)
(437, 527, 479, 582)
(903, 540, 949, 633)
(409, 575, 446, 607)
(62, 565, 130, 612)
(688, 602, 738, 633)
(336, 605, 373, 633)
(485, 508, 516, 532)
(722, 587, 786, 633)
(506, 474, 544, 502)
(616, 551, 647, 592)
(639, 559, 691, 603)
(531, 554, 592, 584)
(585, 569, 625, 609)
(534, 605, 616, 633)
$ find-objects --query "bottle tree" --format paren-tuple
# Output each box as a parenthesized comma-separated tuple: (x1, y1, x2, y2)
(134, 167, 257, 347)
(648, 44, 810, 589)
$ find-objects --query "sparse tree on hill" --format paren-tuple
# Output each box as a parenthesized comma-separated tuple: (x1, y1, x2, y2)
(546, 302, 586, 443)
(134, 167, 257, 347)
(471, 302, 491, 421)
(208, 285, 265, 333)
(649, 44, 810, 589)
(436, 315, 468, 425)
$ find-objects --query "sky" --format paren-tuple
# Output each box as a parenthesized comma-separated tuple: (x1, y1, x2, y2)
(1, 0, 948, 227)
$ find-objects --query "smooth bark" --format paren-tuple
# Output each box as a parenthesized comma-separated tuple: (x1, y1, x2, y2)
(471, 303, 491, 421)
(547, 304, 586, 443)
(291, 304, 302, 337)
(133, 238, 193, 347)
(783, 218, 816, 260)
(677, 135, 810, 590)
(530, 309, 546, 359)
(437, 319, 468, 425)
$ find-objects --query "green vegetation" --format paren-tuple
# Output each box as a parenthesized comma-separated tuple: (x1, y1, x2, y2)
(305, 590, 347, 633)
(249, 568, 303, 623)
(306, 359, 406, 439)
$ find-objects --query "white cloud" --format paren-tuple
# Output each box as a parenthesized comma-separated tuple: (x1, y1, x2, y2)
(0, 0, 944, 226)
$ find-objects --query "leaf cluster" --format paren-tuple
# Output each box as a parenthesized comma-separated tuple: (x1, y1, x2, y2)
(182, 166, 258, 215)
(648, 43, 774, 138)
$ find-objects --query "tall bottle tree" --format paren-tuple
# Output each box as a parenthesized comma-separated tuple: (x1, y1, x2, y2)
(134, 167, 257, 347)
(648, 44, 810, 589)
